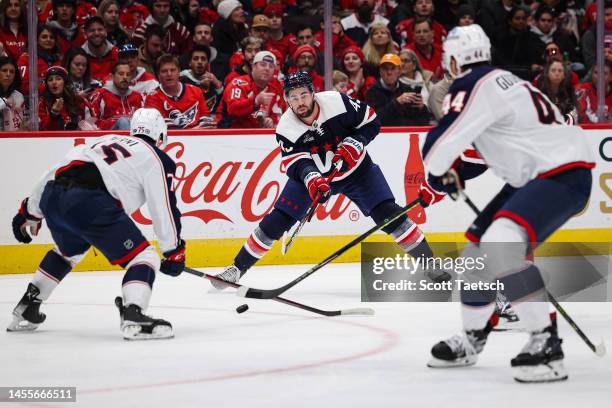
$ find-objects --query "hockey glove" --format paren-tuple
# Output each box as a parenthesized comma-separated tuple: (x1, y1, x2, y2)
(427, 168, 464, 200)
(160, 240, 186, 277)
(419, 179, 446, 208)
(332, 136, 364, 171)
(304, 171, 331, 204)
(12, 198, 42, 244)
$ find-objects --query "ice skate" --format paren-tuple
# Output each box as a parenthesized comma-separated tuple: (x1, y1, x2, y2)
(428, 325, 491, 368)
(210, 264, 242, 291)
(424, 268, 452, 283)
(492, 292, 521, 331)
(511, 326, 568, 383)
(7, 283, 46, 332)
(115, 297, 173, 340)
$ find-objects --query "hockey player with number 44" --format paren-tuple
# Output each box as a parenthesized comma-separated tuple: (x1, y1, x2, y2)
(421, 25, 594, 382)
(8, 108, 186, 340)
(211, 71, 450, 289)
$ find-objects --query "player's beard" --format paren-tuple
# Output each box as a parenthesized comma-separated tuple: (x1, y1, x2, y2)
(294, 100, 316, 119)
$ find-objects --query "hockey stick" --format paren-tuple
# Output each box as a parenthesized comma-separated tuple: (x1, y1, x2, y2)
(281, 161, 343, 255)
(237, 196, 424, 299)
(183, 267, 375, 317)
(459, 191, 606, 356)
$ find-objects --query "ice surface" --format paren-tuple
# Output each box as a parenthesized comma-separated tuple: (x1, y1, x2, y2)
(1, 262, 610, 408)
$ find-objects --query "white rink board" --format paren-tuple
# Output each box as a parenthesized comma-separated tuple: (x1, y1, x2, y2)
(0, 129, 610, 245)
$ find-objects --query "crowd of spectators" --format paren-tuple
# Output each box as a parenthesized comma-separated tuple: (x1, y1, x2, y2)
(0, 0, 611, 131)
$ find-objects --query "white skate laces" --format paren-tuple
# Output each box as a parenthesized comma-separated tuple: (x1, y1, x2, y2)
(210, 265, 241, 290)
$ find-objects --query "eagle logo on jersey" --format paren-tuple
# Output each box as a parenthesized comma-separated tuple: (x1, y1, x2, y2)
(168, 103, 199, 127)
(279, 140, 293, 153)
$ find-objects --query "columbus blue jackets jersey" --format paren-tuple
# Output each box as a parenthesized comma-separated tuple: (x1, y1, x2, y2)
(276, 91, 380, 183)
(26, 134, 182, 253)
(423, 66, 595, 188)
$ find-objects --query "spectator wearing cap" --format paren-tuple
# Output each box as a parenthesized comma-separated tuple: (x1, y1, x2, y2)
(0, 55, 24, 130)
(117, 43, 159, 95)
(225, 36, 263, 85)
(138, 23, 165, 74)
(46, 0, 86, 56)
(395, 0, 446, 48)
(80, 16, 119, 82)
(90, 61, 143, 130)
(365, 53, 432, 126)
(341, 45, 376, 102)
(97, 0, 129, 47)
(341, 0, 392, 47)
(180, 44, 224, 116)
(404, 18, 443, 81)
(213, 0, 248, 56)
(0, 0, 28, 61)
(288, 45, 324, 92)
(132, 0, 193, 56)
(264, 3, 297, 64)
(17, 24, 61, 96)
(221, 50, 286, 128)
(315, 10, 356, 66)
(118, 0, 150, 37)
(38, 66, 91, 130)
(62, 48, 101, 99)
(250, 14, 271, 43)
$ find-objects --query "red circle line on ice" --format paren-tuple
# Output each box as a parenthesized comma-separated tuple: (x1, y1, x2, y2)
(28, 302, 400, 395)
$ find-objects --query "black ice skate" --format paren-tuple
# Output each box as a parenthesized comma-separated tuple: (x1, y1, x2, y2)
(7, 283, 46, 332)
(210, 264, 242, 291)
(493, 292, 520, 331)
(511, 325, 568, 383)
(115, 297, 173, 340)
(428, 322, 492, 368)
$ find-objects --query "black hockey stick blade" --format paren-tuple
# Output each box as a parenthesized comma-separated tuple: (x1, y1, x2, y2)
(183, 267, 375, 317)
(459, 191, 606, 357)
(236, 196, 424, 299)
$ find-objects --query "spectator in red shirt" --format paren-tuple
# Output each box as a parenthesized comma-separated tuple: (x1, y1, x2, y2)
(576, 61, 612, 124)
(38, 66, 90, 130)
(404, 18, 443, 80)
(17, 24, 61, 96)
(222, 50, 285, 128)
(98, 0, 129, 47)
(37, 0, 53, 24)
(289, 45, 324, 92)
(90, 61, 143, 130)
(118, 0, 149, 37)
(315, 11, 356, 65)
(81, 16, 119, 82)
(0, 56, 24, 130)
(340, 45, 376, 102)
(264, 3, 297, 64)
(132, 0, 192, 56)
(395, 0, 446, 48)
(47, 0, 86, 56)
(225, 36, 263, 85)
(144, 53, 214, 128)
(0, 0, 27, 61)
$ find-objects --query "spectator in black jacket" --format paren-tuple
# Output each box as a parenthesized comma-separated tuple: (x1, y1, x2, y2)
(213, 0, 248, 56)
(365, 53, 432, 126)
(477, 0, 514, 43)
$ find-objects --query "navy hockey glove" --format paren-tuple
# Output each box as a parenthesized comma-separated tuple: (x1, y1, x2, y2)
(304, 171, 331, 204)
(12, 198, 42, 244)
(332, 136, 364, 171)
(427, 168, 464, 200)
(160, 240, 186, 277)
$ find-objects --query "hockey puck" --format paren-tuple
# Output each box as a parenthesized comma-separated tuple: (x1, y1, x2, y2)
(236, 304, 249, 314)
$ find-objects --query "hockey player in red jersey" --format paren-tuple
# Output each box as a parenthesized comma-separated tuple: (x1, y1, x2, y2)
(221, 50, 285, 128)
(8, 108, 185, 340)
(144, 54, 214, 128)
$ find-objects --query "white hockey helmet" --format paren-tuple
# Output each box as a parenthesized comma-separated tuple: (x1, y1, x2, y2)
(130, 108, 168, 148)
(442, 24, 491, 73)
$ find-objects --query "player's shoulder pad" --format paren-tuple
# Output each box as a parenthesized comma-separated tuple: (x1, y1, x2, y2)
(448, 65, 499, 96)
(276, 109, 308, 143)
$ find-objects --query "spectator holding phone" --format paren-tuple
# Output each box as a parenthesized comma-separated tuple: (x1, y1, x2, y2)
(398, 48, 432, 106)
(62, 48, 101, 99)
(366, 53, 432, 126)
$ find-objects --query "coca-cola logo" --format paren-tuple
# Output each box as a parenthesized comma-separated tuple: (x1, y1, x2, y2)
(404, 172, 425, 185)
(132, 142, 352, 225)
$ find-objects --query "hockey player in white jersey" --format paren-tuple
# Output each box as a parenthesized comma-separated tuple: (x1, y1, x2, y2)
(8, 108, 186, 340)
(422, 25, 594, 382)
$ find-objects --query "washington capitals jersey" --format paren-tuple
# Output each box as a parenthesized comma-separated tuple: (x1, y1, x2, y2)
(276, 91, 379, 183)
(26, 134, 182, 253)
(144, 83, 212, 129)
(423, 66, 594, 188)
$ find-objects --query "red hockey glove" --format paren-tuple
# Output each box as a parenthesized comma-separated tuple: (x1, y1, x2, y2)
(160, 240, 186, 277)
(332, 136, 364, 171)
(12, 198, 42, 244)
(419, 179, 446, 208)
(304, 171, 331, 204)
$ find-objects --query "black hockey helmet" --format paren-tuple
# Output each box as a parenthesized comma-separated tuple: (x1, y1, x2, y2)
(283, 71, 314, 97)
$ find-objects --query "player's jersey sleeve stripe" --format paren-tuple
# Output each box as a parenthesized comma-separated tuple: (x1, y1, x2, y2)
(280, 152, 310, 173)
(356, 106, 377, 129)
